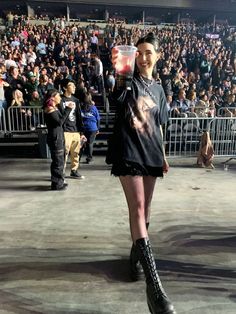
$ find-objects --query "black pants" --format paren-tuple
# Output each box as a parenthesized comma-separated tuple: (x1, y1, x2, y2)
(95, 75, 104, 94)
(49, 143, 65, 188)
(83, 131, 97, 161)
(91, 43, 98, 53)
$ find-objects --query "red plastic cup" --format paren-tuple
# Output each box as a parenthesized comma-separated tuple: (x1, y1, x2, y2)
(115, 45, 137, 90)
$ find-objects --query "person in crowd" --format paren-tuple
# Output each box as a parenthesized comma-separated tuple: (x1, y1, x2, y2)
(78, 40, 91, 84)
(26, 46, 37, 65)
(92, 54, 104, 94)
(6, 66, 25, 98)
(90, 31, 99, 54)
(224, 93, 236, 109)
(74, 78, 88, 102)
(105, 68, 115, 94)
(211, 59, 224, 87)
(99, 41, 112, 72)
(29, 90, 42, 107)
(28, 90, 44, 127)
(194, 93, 209, 117)
(36, 38, 47, 60)
(4, 53, 17, 70)
(38, 74, 54, 100)
(0, 73, 9, 112)
(58, 60, 69, 75)
(106, 33, 176, 314)
(200, 53, 211, 82)
(81, 92, 100, 164)
(10, 89, 32, 130)
(171, 88, 190, 117)
(208, 96, 216, 118)
(214, 86, 225, 107)
(197, 131, 214, 169)
(60, 79, 85, 179)
(25, 72, 38, 98)
(6, 11, 14, 27)
(171, 70, 188, 98)
(43, 89, 73, 190)
(166, 94, 173, 113)
(160, 65, 173, 97)
(186, 89, 198, 112)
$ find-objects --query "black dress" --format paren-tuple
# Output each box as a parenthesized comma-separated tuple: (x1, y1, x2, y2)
(106, 74, 168, 177)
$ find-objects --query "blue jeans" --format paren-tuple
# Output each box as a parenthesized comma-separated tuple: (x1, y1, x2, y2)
(0, 100, 7, 121)
(0, 99, 7, 109)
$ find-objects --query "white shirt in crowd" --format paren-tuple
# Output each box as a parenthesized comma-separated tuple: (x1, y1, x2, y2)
(90, 35, 98, 45)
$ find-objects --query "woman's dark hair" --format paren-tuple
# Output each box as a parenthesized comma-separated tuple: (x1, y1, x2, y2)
(43, 89, 59, 108)
(136, 32, 160, 53)
(82, 92, 93, 111)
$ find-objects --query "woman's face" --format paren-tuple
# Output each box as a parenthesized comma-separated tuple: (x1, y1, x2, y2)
(136, 42, 159, 77)
(54, 93, 61, 105)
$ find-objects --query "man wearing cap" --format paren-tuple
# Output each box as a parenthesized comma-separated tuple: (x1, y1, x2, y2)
(25, 72, 38, 98)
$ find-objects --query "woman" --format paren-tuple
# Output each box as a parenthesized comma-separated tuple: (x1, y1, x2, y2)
(81, 92, 100, 164)
(11, 89, 32, 131)
(43, 89, 73, 190)
(197, 131, 214, 169)
(106, 33, 176, 314)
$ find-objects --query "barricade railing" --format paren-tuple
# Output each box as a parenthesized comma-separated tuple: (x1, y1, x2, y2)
(164, 117, 209, 157)
(3, 109, 236, 158)
(217, 107, 236, 117)
(209, 117, 236, 156)
(0, 107, 7, 135)
(7, 106, 45, 133)
(164, 117, 236, 157)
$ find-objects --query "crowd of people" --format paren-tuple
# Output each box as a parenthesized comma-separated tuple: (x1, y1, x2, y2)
(1, 16, 236, 181)
(0, 16, 236, 119)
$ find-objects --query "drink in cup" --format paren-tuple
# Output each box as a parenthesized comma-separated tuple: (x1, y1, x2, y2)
(115, 45, 137, 90)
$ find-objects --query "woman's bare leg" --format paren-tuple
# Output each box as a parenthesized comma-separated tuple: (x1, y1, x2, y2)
(143, 176, 157, 225)
(119, 175, 147, 242)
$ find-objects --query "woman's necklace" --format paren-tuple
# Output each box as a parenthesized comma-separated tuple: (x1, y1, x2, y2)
(139, 74, 154, 87)
(138, 74, 157, 103)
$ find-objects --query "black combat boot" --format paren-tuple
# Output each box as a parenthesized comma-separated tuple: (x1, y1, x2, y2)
(129, 223, 149, 281)
(136, 237, 176, 314)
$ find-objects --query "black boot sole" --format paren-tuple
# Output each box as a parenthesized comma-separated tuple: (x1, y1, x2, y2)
(148, 301, 177, 314)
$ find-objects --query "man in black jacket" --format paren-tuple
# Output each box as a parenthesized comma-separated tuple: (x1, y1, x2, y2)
(60, 79, 85, 179)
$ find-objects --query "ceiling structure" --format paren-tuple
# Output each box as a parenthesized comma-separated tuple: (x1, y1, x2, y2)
(0, 0, 236, 23)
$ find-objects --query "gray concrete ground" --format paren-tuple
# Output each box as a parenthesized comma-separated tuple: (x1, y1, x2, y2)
(0, 156, 235, 314)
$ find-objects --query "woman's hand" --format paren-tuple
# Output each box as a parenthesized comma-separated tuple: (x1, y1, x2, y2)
(163, 158, 169, 174)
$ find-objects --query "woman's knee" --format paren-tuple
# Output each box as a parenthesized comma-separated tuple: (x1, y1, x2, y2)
(129, 204, 145, 221)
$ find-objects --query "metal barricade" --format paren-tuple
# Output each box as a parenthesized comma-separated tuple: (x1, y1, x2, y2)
(0, 107, 7, 135)
(5, 108, 236, 159)
(217, 107, 236, 117)
(7, 106, 45, 133)
(209, 117, 236, 157)
(164, 117, 236, 158)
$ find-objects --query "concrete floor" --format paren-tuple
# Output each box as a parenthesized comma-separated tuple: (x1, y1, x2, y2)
(0, 156, 235, 314)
